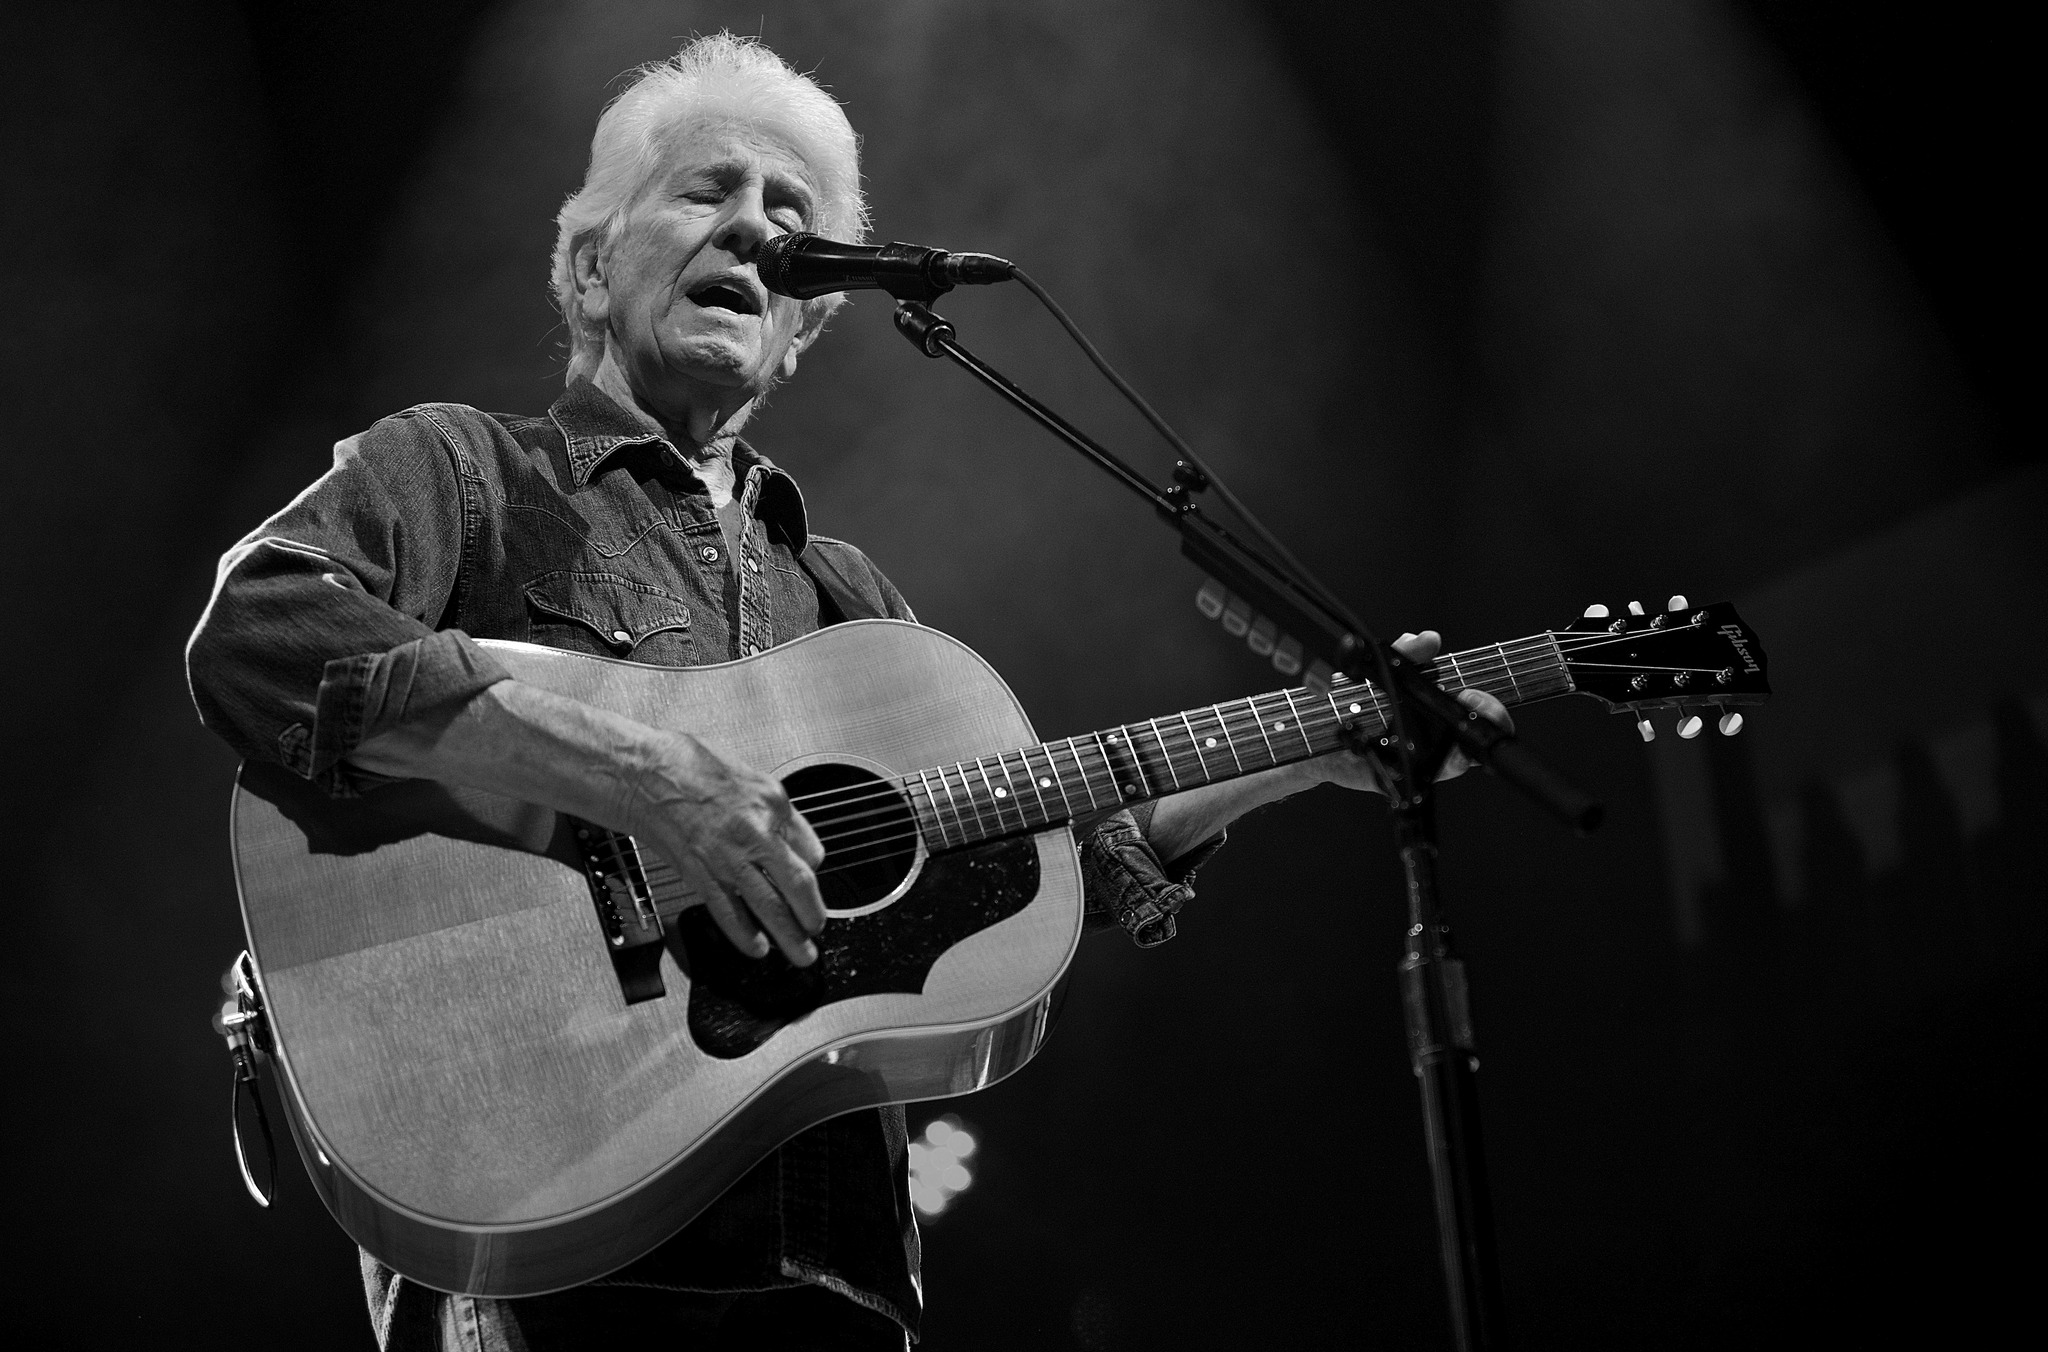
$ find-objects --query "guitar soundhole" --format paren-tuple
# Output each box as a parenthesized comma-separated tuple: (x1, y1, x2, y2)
(782, 762, 922, 915)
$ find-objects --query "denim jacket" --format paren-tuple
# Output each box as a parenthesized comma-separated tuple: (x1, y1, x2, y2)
(186, 379, 1220, 1338)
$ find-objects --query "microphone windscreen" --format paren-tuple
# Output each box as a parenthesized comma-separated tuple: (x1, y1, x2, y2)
(755, 232, 814, 299)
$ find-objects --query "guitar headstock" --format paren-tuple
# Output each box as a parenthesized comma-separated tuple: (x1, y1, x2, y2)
(1557, 596, 1769, 740)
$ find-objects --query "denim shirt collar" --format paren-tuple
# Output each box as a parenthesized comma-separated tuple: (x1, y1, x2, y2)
(548, 377, 810, 551)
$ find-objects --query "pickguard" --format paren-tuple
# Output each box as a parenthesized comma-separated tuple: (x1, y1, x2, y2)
(676, 836, 1041, 1059)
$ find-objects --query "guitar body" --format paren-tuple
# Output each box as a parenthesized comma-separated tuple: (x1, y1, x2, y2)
(232, 620, 1083, 1296)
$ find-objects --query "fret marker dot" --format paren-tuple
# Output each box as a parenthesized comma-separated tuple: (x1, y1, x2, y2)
(993, 786, 1007, 798)
(1204, 737, 1218, 748)
(1038, 777, 1052, 788)
(1273, 721, 1287, 731)
(1349, 703, 1362, 714)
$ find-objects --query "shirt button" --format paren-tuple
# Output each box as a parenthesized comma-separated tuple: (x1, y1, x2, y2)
(611, 629, 631, 644)
(743, 643, 760, 656)
(746, 557, 760, 573)
(700, 544, 721, 564)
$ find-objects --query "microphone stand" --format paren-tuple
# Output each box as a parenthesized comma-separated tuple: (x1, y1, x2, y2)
(890, 297, 1603, 1352)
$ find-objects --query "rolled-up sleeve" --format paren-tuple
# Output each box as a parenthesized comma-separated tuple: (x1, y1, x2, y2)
(1078, 803, 1226, 947)
(186, 411, 509, 794)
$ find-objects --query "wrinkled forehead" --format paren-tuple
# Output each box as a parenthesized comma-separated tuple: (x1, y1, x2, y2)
(646, 114, 822, 196)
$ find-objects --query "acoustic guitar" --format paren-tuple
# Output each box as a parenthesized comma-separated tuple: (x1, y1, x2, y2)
(230, 599, 1768, 1295)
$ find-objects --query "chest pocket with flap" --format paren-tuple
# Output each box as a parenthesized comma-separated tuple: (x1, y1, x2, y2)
(523, 570, 694, 663)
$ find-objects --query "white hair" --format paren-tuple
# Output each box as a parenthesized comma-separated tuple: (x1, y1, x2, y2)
(551, 33, 868, 380)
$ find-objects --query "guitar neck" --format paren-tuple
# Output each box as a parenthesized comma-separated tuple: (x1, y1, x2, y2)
(905, 631, 1576, 850)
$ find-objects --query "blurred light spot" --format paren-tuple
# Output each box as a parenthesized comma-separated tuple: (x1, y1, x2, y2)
(908, 1114, 977, 1216)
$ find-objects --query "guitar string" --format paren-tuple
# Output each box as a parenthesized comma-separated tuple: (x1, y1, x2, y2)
(768, 631, 1555, 813)
(635, 684, 1742, 876)
(775, 647, 1511, 816)
(785, 687, 1512, 857)
(811, 655, 1712, 835)
(768, 620, 1727, 818)
(771, 643, 1740, 850)
(776, 623, 1727, 811)
(607, 626, 1745, 865)
(636, 642, 1608, 881)
(780, 634, 1727, 829)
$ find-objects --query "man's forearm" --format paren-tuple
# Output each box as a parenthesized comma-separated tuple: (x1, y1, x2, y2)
(347, 679, 657, 832)
(347, 680, 832, 966)
(1145, 761, 1327, 864)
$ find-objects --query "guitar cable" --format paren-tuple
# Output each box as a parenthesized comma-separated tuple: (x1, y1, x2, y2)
(215, 950, 279, 1208)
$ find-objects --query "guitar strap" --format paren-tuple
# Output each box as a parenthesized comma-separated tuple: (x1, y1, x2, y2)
(796, 545, 886, 626)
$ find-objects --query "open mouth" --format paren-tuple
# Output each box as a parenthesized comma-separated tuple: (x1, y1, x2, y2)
(687, 279, 762, 316)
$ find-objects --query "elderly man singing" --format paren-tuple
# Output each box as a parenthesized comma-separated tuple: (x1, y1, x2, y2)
(188, 33, 1502, 1350)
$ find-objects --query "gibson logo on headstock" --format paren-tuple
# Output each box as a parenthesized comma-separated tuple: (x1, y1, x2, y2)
(1719, 623, 1760, 673)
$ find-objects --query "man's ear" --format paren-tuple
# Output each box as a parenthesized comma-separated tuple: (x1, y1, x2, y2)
(571, 233, 610, 327)
(779, 324, 817, 380)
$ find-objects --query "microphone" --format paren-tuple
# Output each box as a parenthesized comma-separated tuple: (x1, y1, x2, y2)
(756, 233, 1015, 302)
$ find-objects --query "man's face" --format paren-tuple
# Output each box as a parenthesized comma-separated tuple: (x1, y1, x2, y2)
(591, 122, 818, 417)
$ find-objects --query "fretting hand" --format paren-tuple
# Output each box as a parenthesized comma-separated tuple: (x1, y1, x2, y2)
(1142, 630, 1517, 862)
(1305, 630, 1515, 793)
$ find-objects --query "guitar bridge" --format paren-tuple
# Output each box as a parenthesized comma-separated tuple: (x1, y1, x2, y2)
(573, 821, 667, 1004)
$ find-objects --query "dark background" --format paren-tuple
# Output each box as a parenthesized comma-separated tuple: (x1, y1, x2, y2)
(2, 1, 2038, 1346)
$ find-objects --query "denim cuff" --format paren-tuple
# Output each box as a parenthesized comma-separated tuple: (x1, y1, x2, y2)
(1079, 807, 1227, 948)
(281, 629, 510, 797)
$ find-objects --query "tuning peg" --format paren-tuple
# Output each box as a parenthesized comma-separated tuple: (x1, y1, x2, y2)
(1636, 717, 1655, 742)
(1667, 594, 1688, 611)
(1676, 713, 1704, 739)
(1247, 615, 1277, 657)
(1717, 711, 1744, 736)
(1627, 601, 1645, 616)
(1582, 603, 1610, 619)
(1196, 579, 1227, 620)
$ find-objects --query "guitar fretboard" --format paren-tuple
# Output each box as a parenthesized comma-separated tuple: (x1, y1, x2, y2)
(903, 632, 1574, 850)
